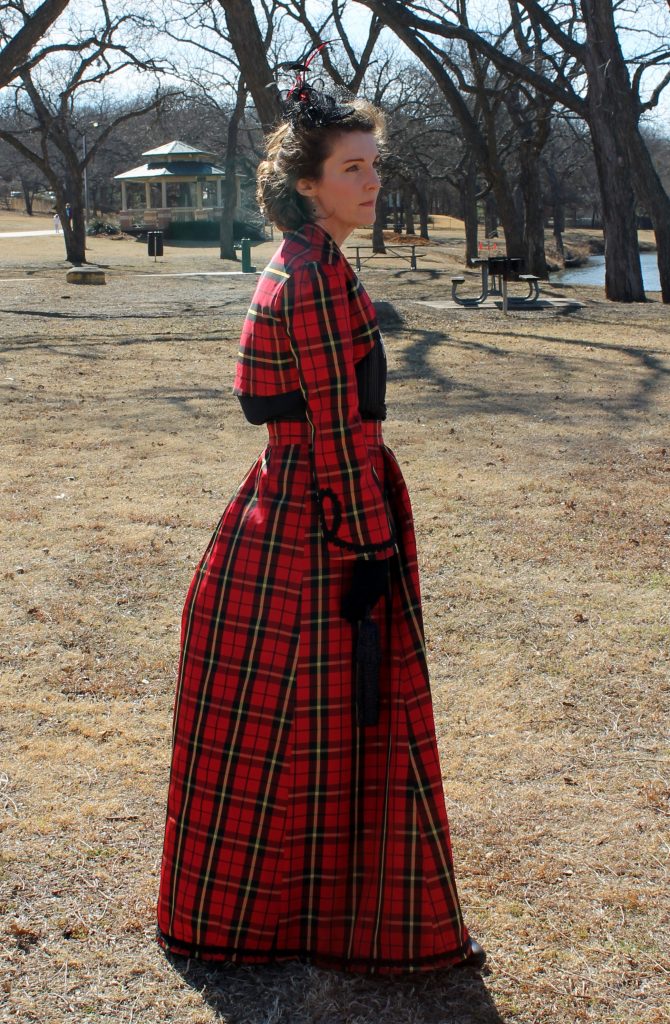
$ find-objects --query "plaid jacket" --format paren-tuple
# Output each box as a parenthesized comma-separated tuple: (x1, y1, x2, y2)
(234, 223, 396, 561)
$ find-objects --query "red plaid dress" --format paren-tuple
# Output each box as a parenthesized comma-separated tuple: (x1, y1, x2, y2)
(157, 222, 472, 973)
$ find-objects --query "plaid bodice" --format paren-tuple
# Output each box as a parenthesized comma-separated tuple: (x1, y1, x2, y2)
(232, 222, 395, 560)
(234, 223, 382, 397)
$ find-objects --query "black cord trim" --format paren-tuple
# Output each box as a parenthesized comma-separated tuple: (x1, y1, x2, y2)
(316, 486, 342, 540)
(328, 533, 397, 555)
(316, 486, 396, 554)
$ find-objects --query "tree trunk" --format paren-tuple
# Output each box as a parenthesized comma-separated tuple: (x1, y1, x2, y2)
(403, 188, 415, 235)
(391, 190, 402, 232)
(62, 204, 86, 263)
(219, 181, 237, 262)
(220, 81, 247, 261)
(627, 129, 670, 303)
(21, 179, 33, 216)
(459, 166, 478, 265)
(484, 194, 498, 238)
(490, 171, 524, 257)
(586, 110, 644, 301)
(544, 164, 565, 265)
(372, 186, 387, 253)
(518, 142, 548, 277)
(581, 0, 645, 301)
(553, 219, 565, 265)
(59, 172, 86, 264)
(415, 183, 429, 239)
(217, 0, 282, 129)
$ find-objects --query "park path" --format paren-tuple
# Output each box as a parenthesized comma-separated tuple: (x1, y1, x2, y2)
(0, 229, 56, 238)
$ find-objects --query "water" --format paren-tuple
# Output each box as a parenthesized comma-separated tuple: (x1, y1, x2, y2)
(550, 252, 661, 291)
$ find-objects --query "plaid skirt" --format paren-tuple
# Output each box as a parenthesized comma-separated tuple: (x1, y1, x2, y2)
(157, 420, 471, 974)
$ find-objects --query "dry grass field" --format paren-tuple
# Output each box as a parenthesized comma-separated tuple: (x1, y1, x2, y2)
(1, 213, 668, 1023)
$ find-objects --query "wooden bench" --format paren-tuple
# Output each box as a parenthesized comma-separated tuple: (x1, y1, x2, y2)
(348, 244, 424, 272)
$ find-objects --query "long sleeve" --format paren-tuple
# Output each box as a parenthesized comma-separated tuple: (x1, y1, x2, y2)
(282, 258, 396, 560)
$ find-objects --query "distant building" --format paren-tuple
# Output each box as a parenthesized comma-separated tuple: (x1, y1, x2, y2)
(114, 140, 240, 230)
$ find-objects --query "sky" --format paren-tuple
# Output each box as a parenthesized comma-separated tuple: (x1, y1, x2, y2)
(4, 0, 668, 133)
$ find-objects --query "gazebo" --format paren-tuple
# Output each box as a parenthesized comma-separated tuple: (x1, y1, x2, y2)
(115, 140, 240, 231)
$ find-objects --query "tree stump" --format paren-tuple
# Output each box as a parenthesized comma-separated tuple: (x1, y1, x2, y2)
(66, 267, 106, 285)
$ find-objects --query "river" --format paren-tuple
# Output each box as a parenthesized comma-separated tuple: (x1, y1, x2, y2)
(550, 252, 661, 291)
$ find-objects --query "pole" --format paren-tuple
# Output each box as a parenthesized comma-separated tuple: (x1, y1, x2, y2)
(83, 122, 98, 229)
(83, 132, 89, 227)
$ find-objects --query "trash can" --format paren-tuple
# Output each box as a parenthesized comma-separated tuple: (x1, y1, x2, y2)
(147, 230, 164, 258)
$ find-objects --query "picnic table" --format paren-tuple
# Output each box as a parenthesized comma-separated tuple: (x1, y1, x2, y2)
(348, 243, 422, 272)
(451, 256, 541, 311)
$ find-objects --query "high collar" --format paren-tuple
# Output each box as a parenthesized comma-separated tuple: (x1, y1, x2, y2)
(284, 221, 343, 266)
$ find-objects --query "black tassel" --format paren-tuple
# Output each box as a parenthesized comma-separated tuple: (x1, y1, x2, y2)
(356, 613, 381, 727)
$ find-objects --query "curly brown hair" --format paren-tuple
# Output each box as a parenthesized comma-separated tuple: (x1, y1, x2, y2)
(256, 99, 386, 232)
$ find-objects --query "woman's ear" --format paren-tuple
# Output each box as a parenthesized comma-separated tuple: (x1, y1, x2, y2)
(295, 177, 317, 198)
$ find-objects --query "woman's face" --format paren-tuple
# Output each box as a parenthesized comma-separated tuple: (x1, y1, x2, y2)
(296, 130, 382, 246)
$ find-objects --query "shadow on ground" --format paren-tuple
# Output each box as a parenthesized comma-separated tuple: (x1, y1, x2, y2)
(167, 956, 505, 1024)
(390, 321, 669, 423)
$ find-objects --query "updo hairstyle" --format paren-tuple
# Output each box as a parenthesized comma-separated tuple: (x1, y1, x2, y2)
(257, 98, 386, 232)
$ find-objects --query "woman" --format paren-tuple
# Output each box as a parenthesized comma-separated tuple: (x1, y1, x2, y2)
(157, 67, 484, 975)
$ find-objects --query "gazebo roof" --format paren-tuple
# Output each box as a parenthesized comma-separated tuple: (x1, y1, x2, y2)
(115, 160, 226, 181)
(142, 140, 216, 159)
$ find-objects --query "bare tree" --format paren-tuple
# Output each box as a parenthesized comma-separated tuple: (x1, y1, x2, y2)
(212, 0, 391, 251)
(0, 137, 49, 213)
(0, 0, 71, 87)
(356, 0, 670, 302)
(340, 8, 530, 266)
(523, 0, 670, 301)
(376, 66, 461, 242)
(0, 2, 170, 264)
(275, 0, 383, 95)
(541, 115, 597, 264)
(160, 1, 259, 259)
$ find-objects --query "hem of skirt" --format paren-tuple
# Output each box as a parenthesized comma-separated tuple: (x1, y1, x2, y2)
(156, 923, 473, 976)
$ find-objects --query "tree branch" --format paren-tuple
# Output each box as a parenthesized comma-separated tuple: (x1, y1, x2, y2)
(0, 0, 71, 87)
(639, 67, 670, 112)
(0, 127, 49, 177)
(514, 0, 585, 60)
(355, 0, 585, 113)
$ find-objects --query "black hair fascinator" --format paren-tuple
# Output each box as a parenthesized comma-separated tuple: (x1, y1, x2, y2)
(278, 43, 354, 129)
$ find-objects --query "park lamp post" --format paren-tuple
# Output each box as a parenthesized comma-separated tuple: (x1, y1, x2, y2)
(82, 121, 100, 226)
